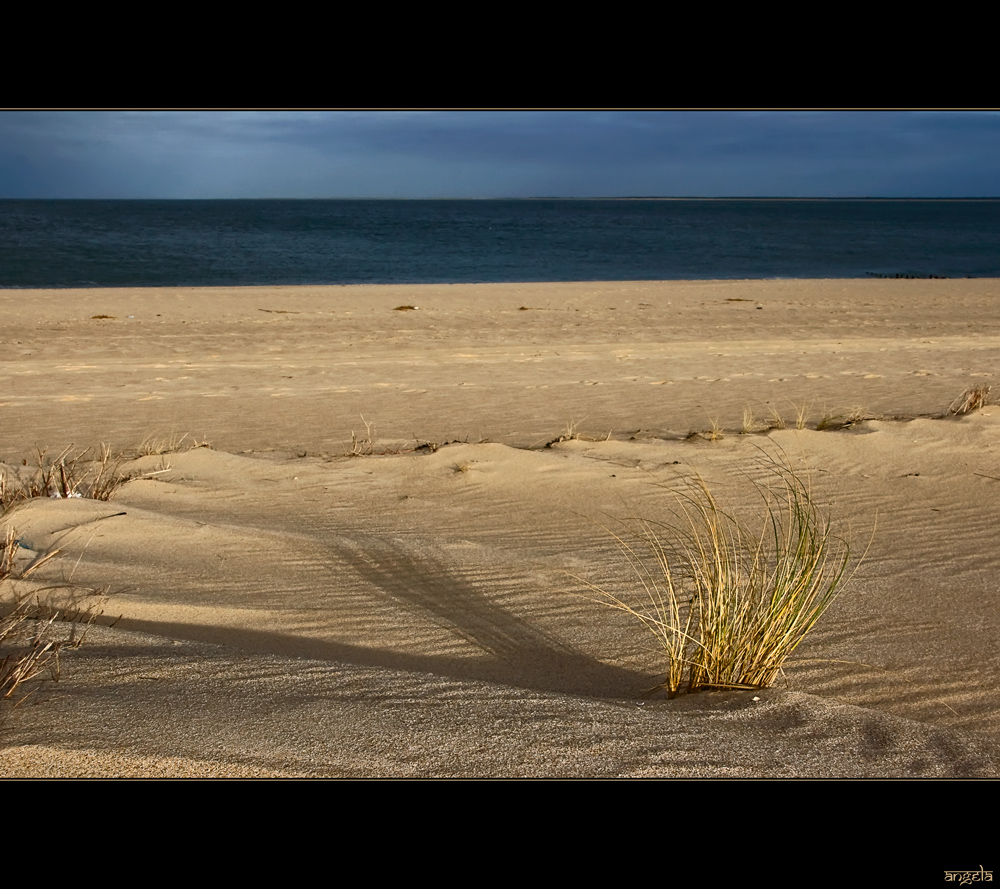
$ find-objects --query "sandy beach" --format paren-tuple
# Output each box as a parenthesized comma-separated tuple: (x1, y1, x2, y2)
(3, 278, 1000, 777)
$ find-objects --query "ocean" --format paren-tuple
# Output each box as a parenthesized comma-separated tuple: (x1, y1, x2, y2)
(1, 199, 998, 288)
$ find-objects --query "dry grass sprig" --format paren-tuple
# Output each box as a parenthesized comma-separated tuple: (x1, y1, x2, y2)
(1, 530, 61, 705)
(1, 528, 17, 582)
(0, 601, 60, 702)
(817, 406, 869, 431)
(949, 384, 992, 415)
(578, 455, 866, 697)
(1, 529, 61, 583)
(349, 416, 378, 456)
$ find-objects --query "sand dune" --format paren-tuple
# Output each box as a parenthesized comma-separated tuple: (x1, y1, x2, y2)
(2, 280, 1000, 777)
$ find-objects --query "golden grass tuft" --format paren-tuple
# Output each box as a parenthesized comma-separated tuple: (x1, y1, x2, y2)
(792, 400, 811, 430)
(703, 418, 724, 441)
(949, 384, 991, 415)
(579, 455, 865, 697)
(765, 406, 786, 431)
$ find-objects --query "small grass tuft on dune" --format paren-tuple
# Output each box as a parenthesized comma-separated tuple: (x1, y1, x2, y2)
(579, 453, 867, 697)
(949, 384, 992, 415)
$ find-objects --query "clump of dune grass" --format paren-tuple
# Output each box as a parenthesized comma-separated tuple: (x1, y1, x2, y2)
(546, 418, 585, 446)
(792, 400, 811, 430)
(580, 455, 863, 697)
(703, 418, 724, 441)
(765, 406, 786, 431)
(544, 418, 613, 448)
(949, 384, 991, 415)
(1, 528, 110, 709)
(817, 406, 870, 431)
(342, 417, 433, 457)
(741, 405, 787, 434)
(0, 445, 138, 510)
(563, 418, 583, 441)
(0, 599, 60, 704)
(136, 432, 212, 456)
(1, 529, 63, 706)
(137, 432, 189, 456)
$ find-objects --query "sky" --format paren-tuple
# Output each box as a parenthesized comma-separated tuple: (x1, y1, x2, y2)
(1, 110, 998, 199)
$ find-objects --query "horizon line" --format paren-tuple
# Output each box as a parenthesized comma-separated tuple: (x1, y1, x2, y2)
(3, 195, 1000, 202)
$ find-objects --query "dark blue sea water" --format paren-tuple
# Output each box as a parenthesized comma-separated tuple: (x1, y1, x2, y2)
(1, 199, 998, 288)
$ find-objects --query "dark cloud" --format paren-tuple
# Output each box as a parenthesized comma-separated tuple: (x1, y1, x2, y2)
(0, 110, 997, 198)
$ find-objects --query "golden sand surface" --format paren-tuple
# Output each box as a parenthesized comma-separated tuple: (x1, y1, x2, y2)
(2, 280, 1000, 777)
